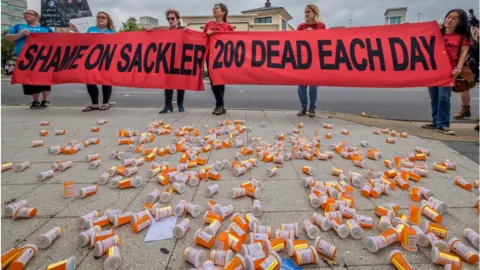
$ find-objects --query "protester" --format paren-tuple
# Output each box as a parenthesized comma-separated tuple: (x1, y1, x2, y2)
(296, 4, 326, 117)
(157, 9, 186, 114)
(5, 9, 54, 109)
(422, 9, 471, 135)
(455, 20, 479, 131)
(471, 24, 480, 131)
(204, 3, 234, 115)
(454, 12, 479, 123)
(69, 12, 116, 112)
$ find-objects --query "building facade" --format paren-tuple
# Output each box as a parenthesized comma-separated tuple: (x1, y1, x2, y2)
(139, 16, 159, 29)
(384, 7, 407, 25)
(158, 0, 294, 31)
(1, 0, 27, 33)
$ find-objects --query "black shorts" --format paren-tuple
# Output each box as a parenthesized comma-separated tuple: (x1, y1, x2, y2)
(23, 84, 51, 95)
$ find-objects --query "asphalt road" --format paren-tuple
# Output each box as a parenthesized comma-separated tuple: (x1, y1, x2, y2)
(2, 79, 479, 121)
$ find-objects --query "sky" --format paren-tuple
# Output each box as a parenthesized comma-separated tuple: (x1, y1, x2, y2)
(27, 0, 479, 31)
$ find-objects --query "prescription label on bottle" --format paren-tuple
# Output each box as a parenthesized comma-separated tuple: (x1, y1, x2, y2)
(15, 248, 35, 265)
(272, 242, 284, 252)
(212, 250, 227, 265)
(137, 220, 152, 232)
(297, 249, 315, 264)
(439, 252, 460, 262)
(260, 255, 278, 270)
(184, 248, 198, 263)
(231, 225, 245, 237)
(198, 231, 213, 243)
(294, 243, 309, 251)
(317, 239, 336, 258)
(83, 185, 97, 195)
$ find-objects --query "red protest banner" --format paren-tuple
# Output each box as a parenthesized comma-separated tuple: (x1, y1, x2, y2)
(12, 29, 208, 90)
(13, 22, 453, 90)
(208, 22, 453, 88)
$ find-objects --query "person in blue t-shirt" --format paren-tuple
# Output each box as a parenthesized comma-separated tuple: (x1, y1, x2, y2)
(5, 9, 54, 109)
(69, 11, 116, 112)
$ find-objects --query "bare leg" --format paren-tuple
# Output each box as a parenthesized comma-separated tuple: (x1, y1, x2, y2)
(32, 93, 39, 101)
(42, 91, 50, 101)
(460, 90, 470, 106)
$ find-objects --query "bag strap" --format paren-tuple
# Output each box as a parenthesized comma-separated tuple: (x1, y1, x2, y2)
(457, 36, 463, 58)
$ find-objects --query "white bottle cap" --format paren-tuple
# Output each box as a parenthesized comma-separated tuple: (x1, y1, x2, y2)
(187, 176, 199, 187)
(132, 176, 144, 188)
(104, 246, 122, 270)
(174, 200, 187, 217)
(76, 231, 90, 247)
(187, 203, 201, 218)
(109, 176, 122, 189)
(98, 173, 110, 185)
(160, 191, 172, 203)
(364, 235, 387, 253)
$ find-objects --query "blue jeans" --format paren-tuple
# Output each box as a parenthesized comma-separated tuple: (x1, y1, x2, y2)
(428, 86, 452, 128)
(298, 85, 318, 110)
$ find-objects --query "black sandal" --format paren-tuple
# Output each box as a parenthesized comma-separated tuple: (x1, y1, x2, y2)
(99, 104, 110, 111)
(82, 106, 99, 112)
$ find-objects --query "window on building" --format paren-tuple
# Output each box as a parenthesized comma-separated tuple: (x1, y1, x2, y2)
(254, 17, 272, 24)
(282, 19, 287, 30)
(9, 15, 23, 24)
(9, 6, 25, 13)
(1, 1, 8, 7)
(388, 16, 401, 24)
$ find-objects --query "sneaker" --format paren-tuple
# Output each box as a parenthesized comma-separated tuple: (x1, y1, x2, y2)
(38, 100, 50, 109)
(437, 127, 456, 135)
(30, 101, 40, 109)
(297, 108, 307, 116)
(308, 109, 316, 118)
(212, 106, 219, 114)
(421, 123, 436, 129)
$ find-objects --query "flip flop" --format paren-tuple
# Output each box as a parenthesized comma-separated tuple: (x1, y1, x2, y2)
(82, 106, 99, 112)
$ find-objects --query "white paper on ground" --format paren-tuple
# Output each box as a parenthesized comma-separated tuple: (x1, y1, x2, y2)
(145, 216, 177, 242)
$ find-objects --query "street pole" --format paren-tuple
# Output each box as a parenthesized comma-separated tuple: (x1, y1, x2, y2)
(349, 18, 352, 27)
(417, 13, 421, 22)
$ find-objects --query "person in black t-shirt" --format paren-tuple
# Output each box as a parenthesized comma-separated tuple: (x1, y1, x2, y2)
(154, 9, 187, 114)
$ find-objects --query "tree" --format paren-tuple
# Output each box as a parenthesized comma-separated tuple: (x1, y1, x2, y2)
(1, 39, 15, 65)
(121, 17, 140, 32)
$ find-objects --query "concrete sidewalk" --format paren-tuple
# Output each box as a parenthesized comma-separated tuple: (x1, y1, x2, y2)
(1, 106, 479, 270)
(323, 112, 479, 142)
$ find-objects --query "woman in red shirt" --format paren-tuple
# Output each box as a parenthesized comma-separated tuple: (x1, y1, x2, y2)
(422, 9, 471, 135)
(296, 4, 326, 117)
(204, 3, 234, 115)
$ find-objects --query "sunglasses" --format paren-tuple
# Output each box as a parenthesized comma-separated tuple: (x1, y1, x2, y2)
(97, 16, 107, 19)
(166, 17, 176, 21)
(23, 12, 36, 16)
